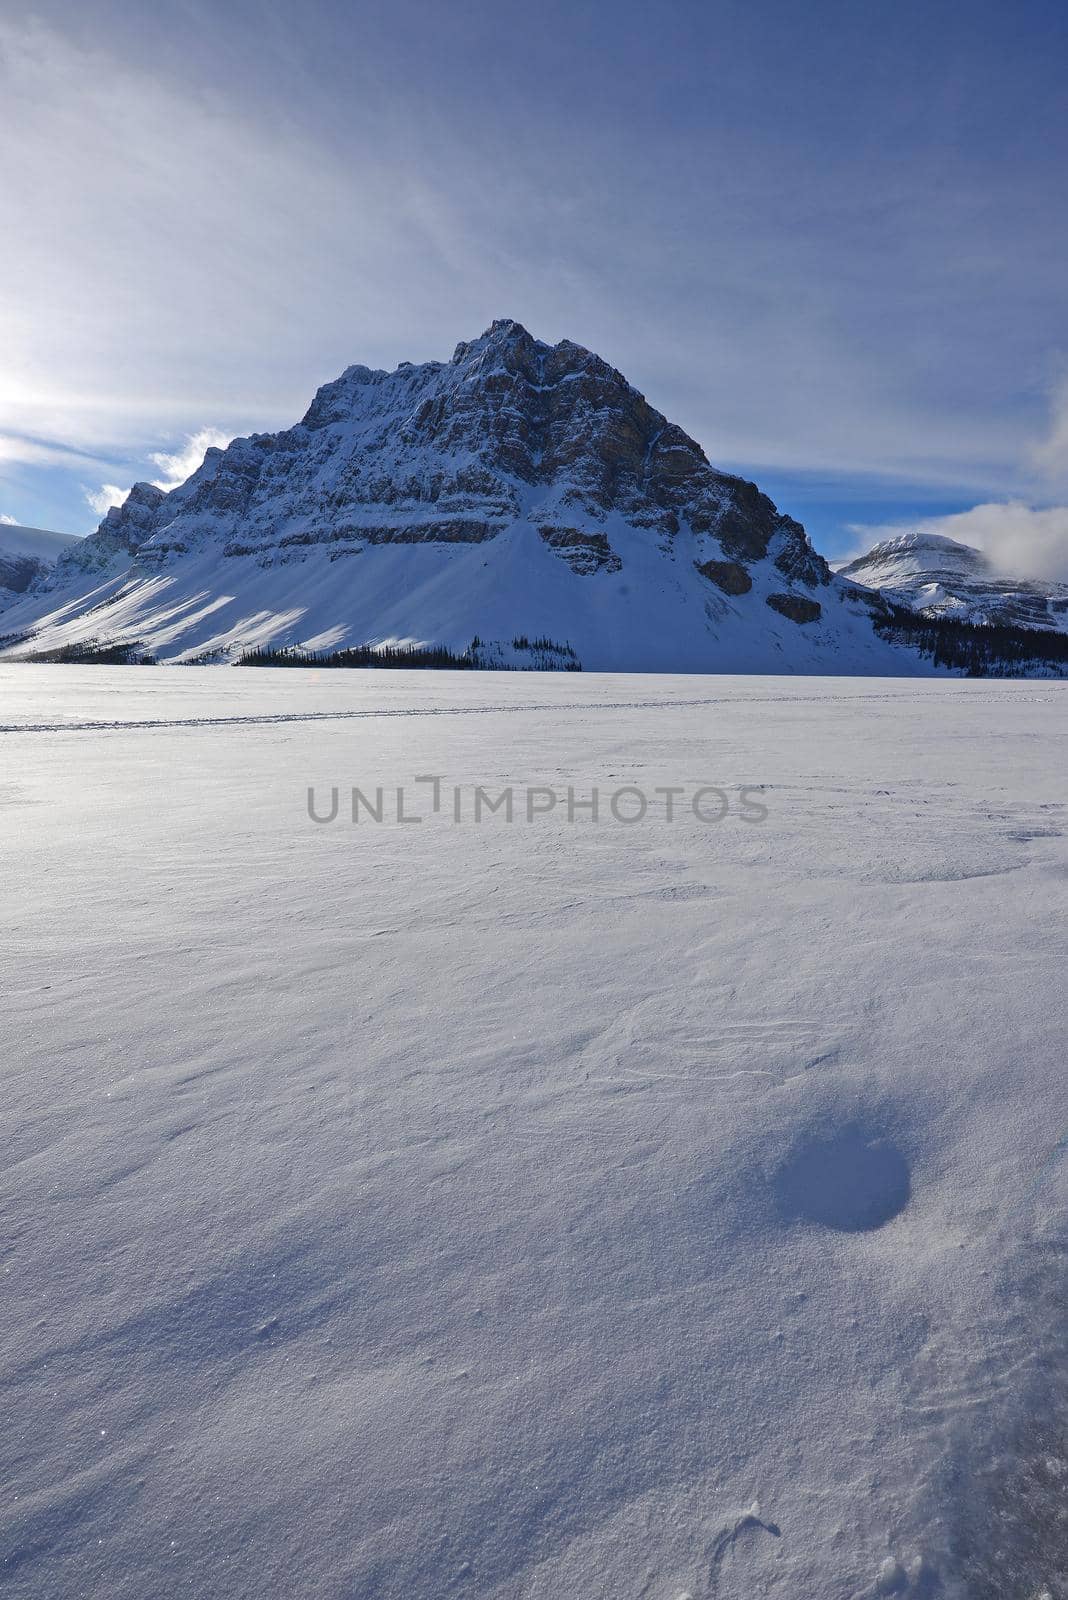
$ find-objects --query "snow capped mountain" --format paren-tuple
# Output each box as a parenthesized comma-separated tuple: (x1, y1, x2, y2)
(0, 522, 80, 608)
(0, 323, 972, 670)
(838, 530, 1068, 634)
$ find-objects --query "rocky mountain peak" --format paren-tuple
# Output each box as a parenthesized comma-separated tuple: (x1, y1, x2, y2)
(34, 480, 168, 595)
(839, 528, 1068, 634)
(451, 318, 635, 396)
(451, 317, 533, 364)
(848, 531, 990, 572)
(5, 320, 858, 666)
(288, 318, 772, 552)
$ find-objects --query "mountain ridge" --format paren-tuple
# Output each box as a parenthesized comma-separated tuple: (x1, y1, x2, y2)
(838, 529, 1068, 635)
(0, 321, 1051, 673)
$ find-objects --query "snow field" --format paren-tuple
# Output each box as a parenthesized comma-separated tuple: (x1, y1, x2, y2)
(2, 667, 1066, 1598)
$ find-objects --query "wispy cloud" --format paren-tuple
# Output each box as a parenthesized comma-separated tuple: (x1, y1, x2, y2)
(845, 501, 1068, 582)
(149, 428, 232, 491)
(1031, 375, 1068, 486)
(84, 484, 131, 517)
(4, 4, 1068, 537)
(0, 432, 107, 469)
(83, 428, 233, 520)
(0, 16, 499, 465)
(0, 513, 17, 525)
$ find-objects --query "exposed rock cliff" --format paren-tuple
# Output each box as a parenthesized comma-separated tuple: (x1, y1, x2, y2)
(5, 320, 927, 673)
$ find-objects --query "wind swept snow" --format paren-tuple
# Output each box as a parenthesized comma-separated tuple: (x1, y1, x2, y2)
(1, 667, 1066, 1598)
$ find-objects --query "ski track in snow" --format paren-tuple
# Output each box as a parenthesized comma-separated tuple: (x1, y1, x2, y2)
(0, 687, 1062, 736)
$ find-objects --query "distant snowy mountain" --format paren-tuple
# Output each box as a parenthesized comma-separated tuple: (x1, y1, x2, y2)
(0, 323, 1044, 672)
(0, 522, 80, 608)
(838, 531, 1068, 634)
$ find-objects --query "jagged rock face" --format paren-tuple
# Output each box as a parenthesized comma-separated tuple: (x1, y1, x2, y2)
(57, 320, 829, 590)
(7, 320, 927, 673)
(839, 532, 1068, 634)
(400, 324, 709, 533)
(538, 526, 622, 575)
(45, 483, 167, 590)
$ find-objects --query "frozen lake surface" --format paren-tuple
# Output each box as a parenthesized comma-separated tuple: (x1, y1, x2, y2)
(2, 666, 1067, 1598)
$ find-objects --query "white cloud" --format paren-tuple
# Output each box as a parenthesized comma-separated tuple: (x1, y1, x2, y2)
(2, 11, 1061, 509)
(5, 6, 1068, 535)
(0, 513, 17, 524)
(0, 433, 102, 469)
(0, 17, 502, 466)
(149, 428, 231, 491)
(1031, 375, 1068, 485)
(81, 426, 231, 520)
(846, 501, 1068, 582)
(84, 484, 131, 517)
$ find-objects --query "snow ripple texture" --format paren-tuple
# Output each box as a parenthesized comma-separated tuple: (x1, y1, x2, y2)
(1, 667, 1066, 1599)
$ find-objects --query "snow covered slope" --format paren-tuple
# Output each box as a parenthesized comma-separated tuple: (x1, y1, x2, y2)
(838, 531, 1068, 633)
(2, 666, 1067, 1598)
(0, 522, 79, 608)
(1, 321, 920, 673)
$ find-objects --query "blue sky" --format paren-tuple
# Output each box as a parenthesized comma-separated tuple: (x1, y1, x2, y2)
(2, 0, 1068, 568)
